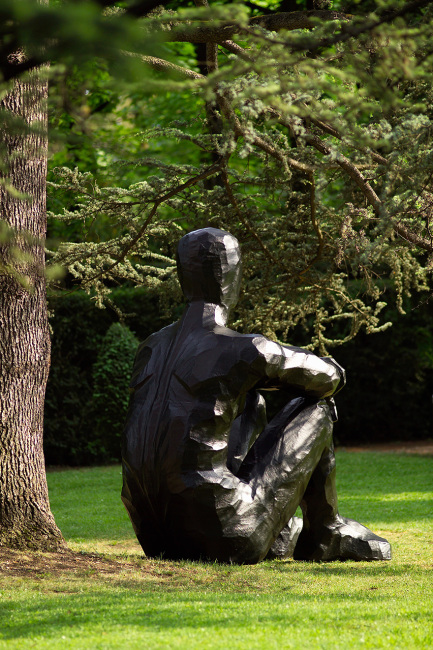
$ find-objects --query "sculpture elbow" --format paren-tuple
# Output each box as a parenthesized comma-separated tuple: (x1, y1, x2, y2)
(323, 358, 346, 396)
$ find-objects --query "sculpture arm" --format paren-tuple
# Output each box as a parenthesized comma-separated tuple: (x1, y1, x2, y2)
(253, 337, 345, 398)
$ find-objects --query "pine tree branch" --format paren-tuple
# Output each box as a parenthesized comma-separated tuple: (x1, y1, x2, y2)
(221, 167, 285, 270)
(303, 132, 383, 214)
(393, 222, 433, 253)
(249, 10, 349, 32)
(307, 116, 389, 166)
(137, 54, 204, 79)
(287, 0, 432, 54)
(81, 159, 225, 286)
(304, 131, 433, 253)
(164, 10, 350, 43)
(218, 40, 254, 62)
(194, 0, 219, 72)
(298, 173, 325, 280)
(216, 92, 315, 174)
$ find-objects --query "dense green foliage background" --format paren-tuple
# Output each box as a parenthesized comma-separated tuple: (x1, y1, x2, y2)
(44, 288, 433, 465)
(335, 298, 433, 445)
(44, 288, 177, 465)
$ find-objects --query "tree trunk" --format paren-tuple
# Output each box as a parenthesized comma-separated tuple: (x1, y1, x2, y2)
(0, 66, 64, 550)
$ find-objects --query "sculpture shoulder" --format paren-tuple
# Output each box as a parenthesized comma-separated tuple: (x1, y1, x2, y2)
(129, 322, 179, 388)
(141, 322, 179, 351)
(166, 327, 262, 394)
(202, 326, 265, 364)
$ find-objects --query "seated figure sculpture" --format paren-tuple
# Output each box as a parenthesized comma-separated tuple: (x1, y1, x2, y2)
(122, 227, 391, 563)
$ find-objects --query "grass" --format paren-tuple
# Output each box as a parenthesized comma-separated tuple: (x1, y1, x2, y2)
(0, 451, 432, 649)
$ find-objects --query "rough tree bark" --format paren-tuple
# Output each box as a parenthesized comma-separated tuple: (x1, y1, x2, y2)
(0, 65, 64, 550)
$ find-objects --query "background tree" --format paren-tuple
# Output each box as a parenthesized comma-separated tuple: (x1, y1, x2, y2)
(0, 60, 65, 548)
(0, 0, 154, 549)
(47, 0, 433, 352)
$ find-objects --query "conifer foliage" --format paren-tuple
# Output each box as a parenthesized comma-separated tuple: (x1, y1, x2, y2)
(45, 0, 433, 351)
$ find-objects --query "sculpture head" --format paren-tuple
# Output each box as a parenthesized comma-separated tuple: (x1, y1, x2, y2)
(176, 228, 242, 311)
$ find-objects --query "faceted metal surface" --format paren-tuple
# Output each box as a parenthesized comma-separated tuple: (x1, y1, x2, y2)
(122, 228, 391, 563)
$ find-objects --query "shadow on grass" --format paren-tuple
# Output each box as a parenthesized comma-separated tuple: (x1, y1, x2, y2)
(2, 563, 433, 642)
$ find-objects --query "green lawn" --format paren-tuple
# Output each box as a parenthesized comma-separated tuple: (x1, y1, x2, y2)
(0, 451, 432, 649)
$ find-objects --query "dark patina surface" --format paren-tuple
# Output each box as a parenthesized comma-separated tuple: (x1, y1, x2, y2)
(122, 228, 391, 563)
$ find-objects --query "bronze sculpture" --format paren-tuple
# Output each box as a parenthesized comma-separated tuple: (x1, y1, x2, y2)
(122, 227, 391, 563)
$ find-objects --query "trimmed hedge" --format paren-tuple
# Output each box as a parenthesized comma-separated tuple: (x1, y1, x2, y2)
(333, 302, 433, 445)
(89, 322, 139, 462)
(44, 287, 179, 465)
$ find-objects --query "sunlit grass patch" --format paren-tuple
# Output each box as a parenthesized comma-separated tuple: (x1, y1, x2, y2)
(0, 452, 432, 649)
